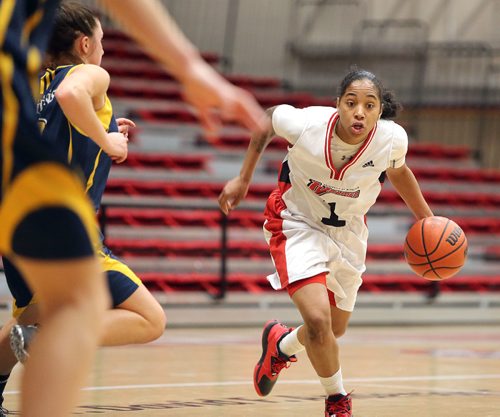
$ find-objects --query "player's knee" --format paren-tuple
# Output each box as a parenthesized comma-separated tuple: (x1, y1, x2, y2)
(147, 303, 167, 342)
(145, 308, 167, 342)
(12, 207, 94, 259)
(46, 278, 107, 316)
(37, 263, 109, 321)
(304, 314, 331, 344)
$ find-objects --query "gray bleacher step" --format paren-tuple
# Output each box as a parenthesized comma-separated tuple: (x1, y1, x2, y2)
(153, 291, 500, 327)
(371, 203, 500, 218)
(101, 194, 500, 219)
(107, 225, 265, 242)
(107, 166, 500, 194)
(106, 222, 499, 248)
(109, 157, 499, 187)
(124, 257, 272, 274)
(119, 256, 496, 276)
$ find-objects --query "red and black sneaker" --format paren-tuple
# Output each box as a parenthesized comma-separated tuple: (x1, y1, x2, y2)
(325, 393, 353, 417)
(253, 320, 297, 396)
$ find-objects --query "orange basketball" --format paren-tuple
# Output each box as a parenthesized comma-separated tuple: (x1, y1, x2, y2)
(404, 216, 468, 280)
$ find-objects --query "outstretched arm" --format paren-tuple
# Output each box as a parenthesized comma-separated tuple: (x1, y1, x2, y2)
(386, 164, 433, 220)
(218, 107, 276, 214)
(97, 0, 266, 133)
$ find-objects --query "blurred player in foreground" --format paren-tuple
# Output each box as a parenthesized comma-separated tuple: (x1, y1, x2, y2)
(0, 3, 167, 414)
(0, 0, 265, 416)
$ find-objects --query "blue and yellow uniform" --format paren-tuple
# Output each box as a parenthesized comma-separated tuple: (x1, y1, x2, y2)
(4, 63, 142, 316)
(0, 0, 99, 260)
(38, 64, 115, 211)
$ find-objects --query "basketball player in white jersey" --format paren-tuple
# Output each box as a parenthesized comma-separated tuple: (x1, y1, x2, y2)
(218, 68, 434, 417)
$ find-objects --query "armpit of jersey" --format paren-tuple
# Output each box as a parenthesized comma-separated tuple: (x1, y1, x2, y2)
(388, 122, 408, 168)
(272, 104, 308, 145)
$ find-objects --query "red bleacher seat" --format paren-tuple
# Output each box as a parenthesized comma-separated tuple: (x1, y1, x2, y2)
(405, 143, 471, 160)
(108, 81, 182, 101)
(106, 238, 406, 260)
(121, 153, 210, 171)
(484, 246, 500, 262)
(252, 91, 333, 108)
(105, 59, 282, 89)
(107, 239, 268, 258)
(454, 218, 500, 235)
(103, 28, 129, 42)
(105, 73, 332, 107)
(361, 274, 500, 293)
(226, 74, 281, 89)
(104, 180, 269, 199)
(103, 208, 500, 237)
(196, 133, 288, 151)
(103, 37, 219, 64)
(104, 208, 262, 228)
(138, 272, 500, 295)
(265, 160, 500, 184)
(411, 167, 500, 183)
(104, 59, 173, 82)
(103, 179, 500, 208)
(128, 107, 197, 124)
(109, 78, 331, 109)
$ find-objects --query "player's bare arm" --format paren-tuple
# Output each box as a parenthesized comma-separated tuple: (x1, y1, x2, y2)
(56, 65, 110, 146)
(56, 65, 128, 162)
(218, 107, 276, 214)
(386, 164, 433, 219)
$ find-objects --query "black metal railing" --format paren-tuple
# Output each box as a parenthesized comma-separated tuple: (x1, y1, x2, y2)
(99, 197, 265, 300)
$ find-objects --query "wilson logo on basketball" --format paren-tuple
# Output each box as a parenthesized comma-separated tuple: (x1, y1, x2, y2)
(446, 227, 462, 246)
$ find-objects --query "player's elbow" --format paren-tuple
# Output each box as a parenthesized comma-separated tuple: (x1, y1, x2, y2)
(55, 84, 85, 107)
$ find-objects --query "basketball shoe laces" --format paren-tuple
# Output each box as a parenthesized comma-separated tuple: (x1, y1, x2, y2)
(271, 354, 297, 376)
(325, 393, 352, 416)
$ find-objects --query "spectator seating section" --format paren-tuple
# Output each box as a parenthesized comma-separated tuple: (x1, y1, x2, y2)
(104, 207, 500, 235)
(101, 29, 500, 295)
(134, 272, 500, 296)
(104, 178, 500, 208)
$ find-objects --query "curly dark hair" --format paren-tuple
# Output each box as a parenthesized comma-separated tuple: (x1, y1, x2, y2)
(337, 66, 402, 119)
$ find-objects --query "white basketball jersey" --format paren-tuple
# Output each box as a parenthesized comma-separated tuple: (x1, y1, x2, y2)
(272, 105, 408, 226)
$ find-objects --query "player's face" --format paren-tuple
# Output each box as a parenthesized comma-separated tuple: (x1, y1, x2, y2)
(86, 20, 104, 66)
(336, 79, 382, 144)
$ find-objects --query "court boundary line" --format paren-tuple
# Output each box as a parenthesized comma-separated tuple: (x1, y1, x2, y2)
(5, 373, 500, 395)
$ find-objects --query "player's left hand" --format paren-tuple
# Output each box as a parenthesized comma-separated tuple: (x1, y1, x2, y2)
(116, 118, 136, 138)
(218, 176, 250, 215)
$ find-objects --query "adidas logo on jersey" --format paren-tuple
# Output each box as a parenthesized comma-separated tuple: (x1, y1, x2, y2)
(362, 160, 374, 168)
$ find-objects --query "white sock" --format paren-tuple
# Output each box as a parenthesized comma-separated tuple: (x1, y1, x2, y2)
(278, 326, 305, 357)
(319, 368, 347, 396)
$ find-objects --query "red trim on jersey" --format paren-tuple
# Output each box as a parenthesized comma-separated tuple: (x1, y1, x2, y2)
(324, 112, 339, 179)
(336, 123, 378, 181)
(264, 190, 290, 288)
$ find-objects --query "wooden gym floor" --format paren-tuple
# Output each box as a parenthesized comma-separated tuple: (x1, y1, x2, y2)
(3, 324, 500, 416)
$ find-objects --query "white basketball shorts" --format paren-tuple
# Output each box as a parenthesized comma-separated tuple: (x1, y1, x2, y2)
(263, 198, 368, 312)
